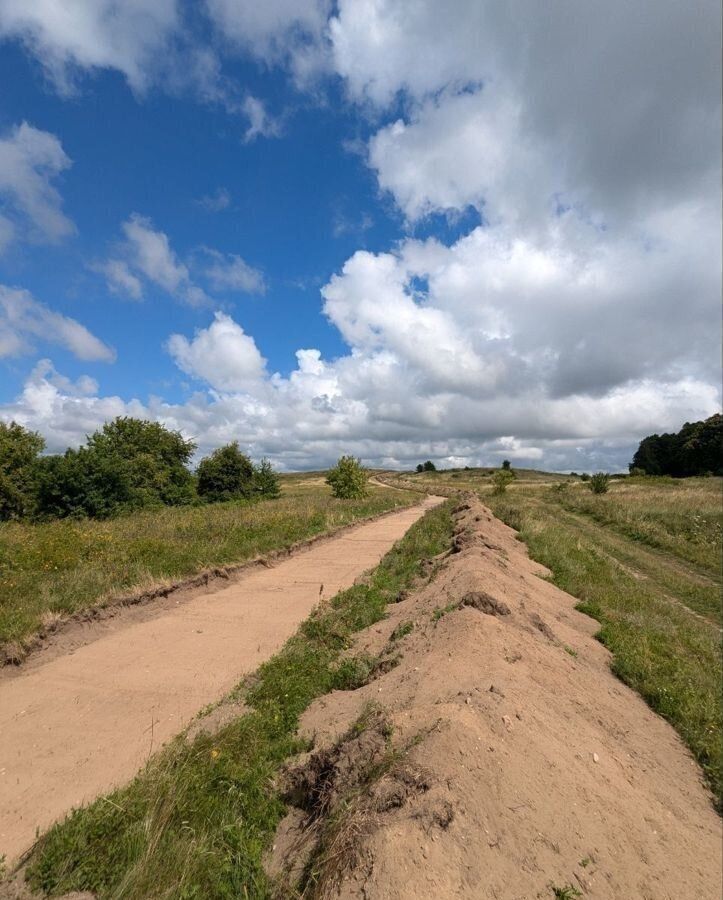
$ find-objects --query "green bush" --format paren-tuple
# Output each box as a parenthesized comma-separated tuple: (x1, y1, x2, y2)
(254, 457, 280, 498)
(326, 455, 368, 499)
(197, 442, 254, 502)
(491, 469, 515, 495)
(580, 472, 590, 482)
(589, 472, 611, 494)
(0, 421, 44, 520)
(502, 459, 511, 470)
(629, 466, 646, 477)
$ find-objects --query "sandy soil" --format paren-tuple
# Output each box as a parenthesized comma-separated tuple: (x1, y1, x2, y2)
(271, 494, 722, 899)
(0, 496, 441, 865)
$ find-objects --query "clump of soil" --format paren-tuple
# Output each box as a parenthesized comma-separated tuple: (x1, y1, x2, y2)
(267, 493, 722, 899)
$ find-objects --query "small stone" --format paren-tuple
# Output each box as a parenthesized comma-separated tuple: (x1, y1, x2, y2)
(592, 752, 600, 763)
(502, 715, 512, 731)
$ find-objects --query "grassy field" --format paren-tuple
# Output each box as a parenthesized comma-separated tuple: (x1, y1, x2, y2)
(0, 477, 417, 652)
(25, 500, 455, 899)
(388, 468, 722, 798)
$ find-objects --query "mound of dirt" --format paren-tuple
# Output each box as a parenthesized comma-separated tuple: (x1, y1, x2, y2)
(268, 493, 722, 899)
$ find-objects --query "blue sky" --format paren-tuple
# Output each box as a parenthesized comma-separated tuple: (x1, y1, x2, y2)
(0, 1, 720, 471)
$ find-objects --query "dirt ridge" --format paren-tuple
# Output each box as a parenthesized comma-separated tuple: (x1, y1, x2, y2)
(269, 493, 722, 899)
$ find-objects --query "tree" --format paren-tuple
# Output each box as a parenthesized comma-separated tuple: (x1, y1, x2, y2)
(415, 463, 424, 473)
(326, 455, 368, 499)
(422, 460, 436, 471)
(254, 457, 280, 498)
(197, 442, 255, 502)
(87, 416, 196, 506)
(502, 459, 511, 470)
(589, 472, 610, 494)
(630, 415, 722, 477)
(0, 421, 45, 520)
(35, 447, 136, 519)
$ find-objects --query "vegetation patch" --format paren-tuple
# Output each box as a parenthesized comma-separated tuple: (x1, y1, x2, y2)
(24, 500, 455, 899)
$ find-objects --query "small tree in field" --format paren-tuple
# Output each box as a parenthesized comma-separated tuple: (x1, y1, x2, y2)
(326, 455, 368, 499)
(415, 463, 424, 473)
(589, 472, 610, 494)
(502, 459, 511, 470)
(491, 469, 515, 495)
(254, 457, 280, 498)
(422, 460, 436, 471)
(197, 442, 254, 502)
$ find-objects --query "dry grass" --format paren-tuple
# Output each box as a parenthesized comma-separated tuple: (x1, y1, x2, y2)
(0, 478, 418, 649)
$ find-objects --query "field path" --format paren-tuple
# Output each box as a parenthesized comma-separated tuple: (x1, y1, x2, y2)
(0, 495, 442, 864)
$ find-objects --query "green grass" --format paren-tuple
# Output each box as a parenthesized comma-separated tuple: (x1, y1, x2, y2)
(0, 479, 417, 649)
(25, 499, 455, 899)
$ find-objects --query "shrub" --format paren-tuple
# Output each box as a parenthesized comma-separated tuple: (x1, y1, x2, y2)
(502, 459, 511, 470)
(0, 421, 45, 520)
(422, 460, 436, 471)
(580, 472, 590, 482)
(36, 448, 136, 519)
(589, 472, 611, 494)
(197, 442, 255, 502)
(415, 464, 424, 473)
(326, 455, 368, 499)
(629, 466, 646, 477)
(491, 469, 515, 495)
(254, 457, 280, 498)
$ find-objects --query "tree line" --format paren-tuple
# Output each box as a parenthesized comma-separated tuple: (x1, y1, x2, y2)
(630, 414, 722, 477)
(0, 417, 280, 522)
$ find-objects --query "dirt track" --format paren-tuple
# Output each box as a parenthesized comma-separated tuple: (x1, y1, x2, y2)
(271, 495, 722, 899)
(0, 496, 441, 865)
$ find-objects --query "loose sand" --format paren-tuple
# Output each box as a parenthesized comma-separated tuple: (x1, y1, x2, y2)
(271, 495, 722, 899)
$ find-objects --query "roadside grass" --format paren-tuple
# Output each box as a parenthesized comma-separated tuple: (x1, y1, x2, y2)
(0, 479, 417, 650)
(24, 500, 455, 899)
(487, 488, 722, 800)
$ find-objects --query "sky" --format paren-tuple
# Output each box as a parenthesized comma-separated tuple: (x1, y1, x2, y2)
(0, 1, 720, 473)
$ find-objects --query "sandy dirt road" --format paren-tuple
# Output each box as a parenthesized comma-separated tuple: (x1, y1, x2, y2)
(0, 496, 442, 864)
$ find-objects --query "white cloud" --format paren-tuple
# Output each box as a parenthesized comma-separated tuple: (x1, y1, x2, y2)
(197, 187, 231, 212)
(93, 259, 144, 301)
(0, 122, 75, 248)
(0, 0, 180, 94)
(166, 312, 267, 392)
(203, 249, 266, 294)
(241, 95, 282, 142)
(0, 285, 115, 362)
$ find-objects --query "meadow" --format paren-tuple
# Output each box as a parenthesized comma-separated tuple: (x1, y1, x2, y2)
(0, 476, 417, 653)
(387, 469, 722, 797)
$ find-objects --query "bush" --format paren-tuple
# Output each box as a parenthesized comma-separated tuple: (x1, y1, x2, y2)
(629, 467, 646, 477)
(502, 459, 511, 470)
(491, 469, 515, 495)
(580, 472, 590, 482)
(35, 417, 196, 519)
(0, 421, 45, 520)
(326, 455, 368, 499)
(415, 463, 424, 473)
(254, 457, 280, 498)
(422, 460, 436, 471)
(589, 472, 611, 494)
(197, 442, 254, 502)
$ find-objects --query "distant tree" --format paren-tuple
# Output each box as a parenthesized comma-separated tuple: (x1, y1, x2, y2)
(580, 472, 590, 482)
(197, 442, 255, 502)
(589, 472, 610, 494)
(502, 459, 511, 470)
(0, 421, 45, 520)
(422, 460, 436, 471)
(629, 467, 646, 477)
(630, 415, 722, 477)
(254, 457, 280, 498)
(416, 463, 424, 473)
(326, 455, 368, 499)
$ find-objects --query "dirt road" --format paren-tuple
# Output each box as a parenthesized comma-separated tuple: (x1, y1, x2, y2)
(0, 496, 442, 864)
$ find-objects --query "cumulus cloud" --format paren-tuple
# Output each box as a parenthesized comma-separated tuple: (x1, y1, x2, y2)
(0, 122, 75, 249)
(241, 95, 282, 142)
(166, 312, 267, 392)
(0, 285, 115, 362)
(0, 0, 180, 94)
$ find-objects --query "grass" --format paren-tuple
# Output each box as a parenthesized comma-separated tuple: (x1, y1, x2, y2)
(25, 499, 456, 899)
(0, 478, 418, 650)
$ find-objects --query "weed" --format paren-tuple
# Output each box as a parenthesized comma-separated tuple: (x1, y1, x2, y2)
(551, 884, 582, 899)
(390, 620, 414, 641)
(431, 601, 459, 622)
(563, 645, 578, 658)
